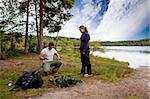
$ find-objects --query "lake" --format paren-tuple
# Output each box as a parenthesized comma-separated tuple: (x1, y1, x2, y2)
(93, 46, 150, 68)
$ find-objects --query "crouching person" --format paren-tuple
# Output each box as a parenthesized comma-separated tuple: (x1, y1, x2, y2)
(39, 42, 62, 78)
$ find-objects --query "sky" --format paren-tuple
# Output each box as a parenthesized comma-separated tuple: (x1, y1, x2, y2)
(49, 0, 149, 41)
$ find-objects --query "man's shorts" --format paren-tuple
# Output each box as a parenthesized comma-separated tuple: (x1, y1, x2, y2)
(43, 60, 62, 74)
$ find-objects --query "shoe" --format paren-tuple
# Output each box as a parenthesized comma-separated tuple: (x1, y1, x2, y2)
(84, 74, 92, 78)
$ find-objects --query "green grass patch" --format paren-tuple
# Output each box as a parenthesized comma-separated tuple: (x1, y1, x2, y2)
(128, 96, 139, 99)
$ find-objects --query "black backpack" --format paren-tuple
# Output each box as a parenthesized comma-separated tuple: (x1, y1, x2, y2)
(11, 71, 43, 91)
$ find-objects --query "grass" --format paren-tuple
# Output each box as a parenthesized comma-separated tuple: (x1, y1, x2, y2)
(59, 51, 133, 81)
(0, 71, 57, 99)
(0, 37, 134, 99)
(0, 51, 133, 99)
(128, 96, 139, 99)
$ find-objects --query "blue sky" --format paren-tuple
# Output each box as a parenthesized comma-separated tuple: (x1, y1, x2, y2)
(51, 0, 149, 41)
(129, 26, 149, 40)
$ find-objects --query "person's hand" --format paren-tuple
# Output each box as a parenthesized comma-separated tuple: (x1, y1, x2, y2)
(42, 54, 48, 60)
(40, 57, 48, 60)
(44, 57, 48, 60)
(82, 52, 86, 54)
(57, 56, 61, 60)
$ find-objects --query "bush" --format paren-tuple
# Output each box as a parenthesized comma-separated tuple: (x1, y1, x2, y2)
(0, 49, 23, 60)
(6, 49, 22, 58)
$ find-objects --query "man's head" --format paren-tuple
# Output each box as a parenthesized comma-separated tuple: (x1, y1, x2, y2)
(48, 42, 54, 50)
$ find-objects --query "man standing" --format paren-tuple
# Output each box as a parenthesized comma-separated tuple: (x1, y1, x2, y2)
(39, 42, 62, 77)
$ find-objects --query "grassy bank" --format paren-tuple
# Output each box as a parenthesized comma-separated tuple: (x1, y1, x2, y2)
(0, 37, 133, 99)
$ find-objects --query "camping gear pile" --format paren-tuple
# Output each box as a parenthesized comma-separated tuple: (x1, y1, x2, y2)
(49, 75, 83, 88)
(9, 71, 82, 91)
(10, 71, 43, 91)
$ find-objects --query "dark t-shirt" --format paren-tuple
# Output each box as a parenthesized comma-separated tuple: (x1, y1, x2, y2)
(80, 33, 90, 52)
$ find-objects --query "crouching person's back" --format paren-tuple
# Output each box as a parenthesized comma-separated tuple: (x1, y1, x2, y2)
(39, 42, 62, 78)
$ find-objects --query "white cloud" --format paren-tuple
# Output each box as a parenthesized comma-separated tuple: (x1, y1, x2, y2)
(51, 0, 148, 41)
(56, 0, 103, 39)
(95, 0, 149, 41)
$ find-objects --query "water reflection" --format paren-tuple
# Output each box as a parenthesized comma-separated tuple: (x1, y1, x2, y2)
(93, 46, 150, 68)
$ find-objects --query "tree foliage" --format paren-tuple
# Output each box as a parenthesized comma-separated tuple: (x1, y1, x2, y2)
(0, 0, 25, 32)
(44, 0, 74, 33)
(18, 0, 74, 33)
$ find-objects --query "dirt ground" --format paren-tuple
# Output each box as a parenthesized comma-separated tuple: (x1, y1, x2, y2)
(0, 54, 42, 72)
(29, 66, 150, 99)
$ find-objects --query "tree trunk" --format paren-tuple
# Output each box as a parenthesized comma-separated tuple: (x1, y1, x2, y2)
(10, 36, 15, 49)
(39, 0, 44, 52)
(34, 2, 40, 53)
(24, 0, 30, 54)
(55, 32, 59, 48)
(0, 45, 1, 57)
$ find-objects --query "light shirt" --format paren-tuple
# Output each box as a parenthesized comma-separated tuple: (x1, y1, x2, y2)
(41, 48, 57, 63)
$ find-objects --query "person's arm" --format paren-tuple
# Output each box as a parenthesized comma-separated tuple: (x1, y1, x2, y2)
(53, 48, 61, 60)
(39, 50, 48, 60)
(82, 34, 90, 53)
(55, 52, 61, 60)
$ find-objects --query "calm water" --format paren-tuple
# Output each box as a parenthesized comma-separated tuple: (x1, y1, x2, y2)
(93, 46, 150, 68)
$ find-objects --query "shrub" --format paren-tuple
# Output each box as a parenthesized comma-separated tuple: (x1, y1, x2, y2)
(6, 49, 22, 58)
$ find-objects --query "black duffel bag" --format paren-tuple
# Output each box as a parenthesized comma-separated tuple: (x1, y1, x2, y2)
(11, 71, 43, 91)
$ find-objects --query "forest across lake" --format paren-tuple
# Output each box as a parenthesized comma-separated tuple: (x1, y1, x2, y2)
(101, 39, 150, 46)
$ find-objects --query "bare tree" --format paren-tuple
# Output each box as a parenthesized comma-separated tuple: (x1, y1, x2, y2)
(33, 0, 40, 52)
(24, 0, 30, 54)
(39, 0, 44, 52)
